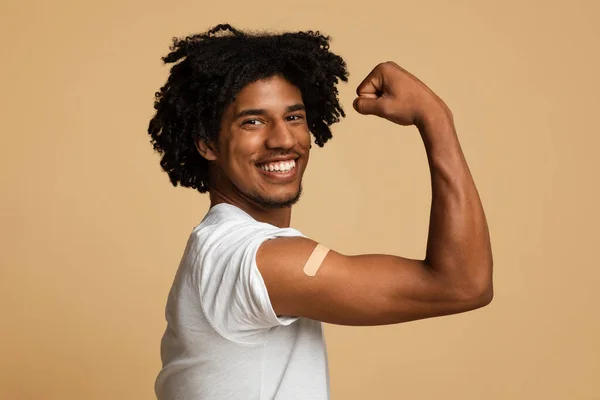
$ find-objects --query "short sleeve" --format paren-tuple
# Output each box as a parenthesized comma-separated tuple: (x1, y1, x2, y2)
(198, 221, 304, 344)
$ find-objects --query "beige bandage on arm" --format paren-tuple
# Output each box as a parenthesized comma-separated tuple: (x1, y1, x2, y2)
(303, 243, 330, 276)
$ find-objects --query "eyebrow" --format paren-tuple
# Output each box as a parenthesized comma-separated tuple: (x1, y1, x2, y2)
(233, 104, 306, 120)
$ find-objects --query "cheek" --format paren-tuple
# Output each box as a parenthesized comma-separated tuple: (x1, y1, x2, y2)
(226, 134, 263, 169)
(296, 126, 312, 149)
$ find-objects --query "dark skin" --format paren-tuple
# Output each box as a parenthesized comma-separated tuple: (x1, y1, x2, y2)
(197, 63, 493, 326)
(196, 75, 310, 228)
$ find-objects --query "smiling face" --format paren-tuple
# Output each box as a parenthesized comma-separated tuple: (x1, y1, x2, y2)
(198, 75, 312, 210)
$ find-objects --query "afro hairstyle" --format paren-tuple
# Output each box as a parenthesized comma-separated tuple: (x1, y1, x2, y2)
(148, 24, 349, 193)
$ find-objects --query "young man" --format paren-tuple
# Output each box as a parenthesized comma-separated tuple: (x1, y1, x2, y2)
(149, 24, 493, 400)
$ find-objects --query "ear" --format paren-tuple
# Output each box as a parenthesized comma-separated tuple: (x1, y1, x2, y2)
(195, 139, 218, 161)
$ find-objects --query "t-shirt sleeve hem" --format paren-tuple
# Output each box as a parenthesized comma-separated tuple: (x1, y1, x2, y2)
(198, 225, 304, 345)
(249, 229, 306, 327)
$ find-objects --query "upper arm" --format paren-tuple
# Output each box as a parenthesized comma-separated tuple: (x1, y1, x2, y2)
(256, 236, 487, 326)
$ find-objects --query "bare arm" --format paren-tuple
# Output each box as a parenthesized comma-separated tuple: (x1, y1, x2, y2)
(256, 62, 493, 326)
(419, 108, 493, 304)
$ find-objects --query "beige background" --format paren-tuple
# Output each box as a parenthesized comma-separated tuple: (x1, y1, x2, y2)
(1, 0, 598, 399)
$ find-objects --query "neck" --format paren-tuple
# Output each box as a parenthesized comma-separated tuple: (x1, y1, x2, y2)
(208, 190, 292, 228)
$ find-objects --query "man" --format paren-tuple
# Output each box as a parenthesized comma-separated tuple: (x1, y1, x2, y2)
(149, 24, 493, 400)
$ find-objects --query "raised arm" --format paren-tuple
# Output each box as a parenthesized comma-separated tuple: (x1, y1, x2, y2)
(256, 62, 493, 326)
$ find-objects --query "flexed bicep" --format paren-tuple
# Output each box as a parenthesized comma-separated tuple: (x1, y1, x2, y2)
(255, 236, 485, 326)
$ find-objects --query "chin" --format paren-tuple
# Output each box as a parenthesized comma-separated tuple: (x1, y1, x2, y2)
(253, 186, 303, 209)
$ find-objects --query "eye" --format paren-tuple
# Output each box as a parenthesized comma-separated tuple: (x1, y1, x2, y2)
(242, 119, 264, 126)
(286, 114, 305, 122)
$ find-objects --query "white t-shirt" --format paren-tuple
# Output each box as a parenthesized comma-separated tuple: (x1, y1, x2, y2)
(155, 203, 330, 400)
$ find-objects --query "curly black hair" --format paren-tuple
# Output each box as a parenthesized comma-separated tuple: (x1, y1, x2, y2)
(148, 24, 349, 193)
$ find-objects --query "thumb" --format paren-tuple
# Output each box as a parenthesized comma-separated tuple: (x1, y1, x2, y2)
(353, 95, 387, 117)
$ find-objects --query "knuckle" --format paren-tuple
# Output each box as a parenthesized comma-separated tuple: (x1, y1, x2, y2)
(388, 61, 401, 69)
(376, 62, 389, 70)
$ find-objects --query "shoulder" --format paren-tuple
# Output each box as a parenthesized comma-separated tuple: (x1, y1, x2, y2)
(190, 203, 305, 262)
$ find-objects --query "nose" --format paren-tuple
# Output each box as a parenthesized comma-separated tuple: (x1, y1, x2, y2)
(266, 120, 296, 150)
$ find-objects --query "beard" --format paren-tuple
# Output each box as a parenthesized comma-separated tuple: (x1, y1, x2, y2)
(248, 183, 303, 210)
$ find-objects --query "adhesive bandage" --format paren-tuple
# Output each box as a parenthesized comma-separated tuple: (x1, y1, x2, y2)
(303, 243, 330, 276)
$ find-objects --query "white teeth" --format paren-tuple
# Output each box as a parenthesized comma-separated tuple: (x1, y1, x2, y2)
(260, 159, 296, 173)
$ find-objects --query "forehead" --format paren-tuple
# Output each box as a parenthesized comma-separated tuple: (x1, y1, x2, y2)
(231, 76, 304, 112)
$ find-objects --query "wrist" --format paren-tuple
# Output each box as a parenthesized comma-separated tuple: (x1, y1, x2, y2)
(415, 102, 454, 134)
(416, 105, 459, 153)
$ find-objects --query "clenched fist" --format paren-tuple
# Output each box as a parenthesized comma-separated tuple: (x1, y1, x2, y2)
(353, 62, 452, 129)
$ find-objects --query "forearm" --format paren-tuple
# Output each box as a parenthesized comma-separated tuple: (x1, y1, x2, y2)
(419, 109, 493, 299)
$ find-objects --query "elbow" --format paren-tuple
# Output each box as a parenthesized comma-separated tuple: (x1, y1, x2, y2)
(454, 268, 494, 309)
(478, 260, 495, 306)
(457, 282, 493, 312)
(471, 273, 494, 308)
(474, 282, 494, 307)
